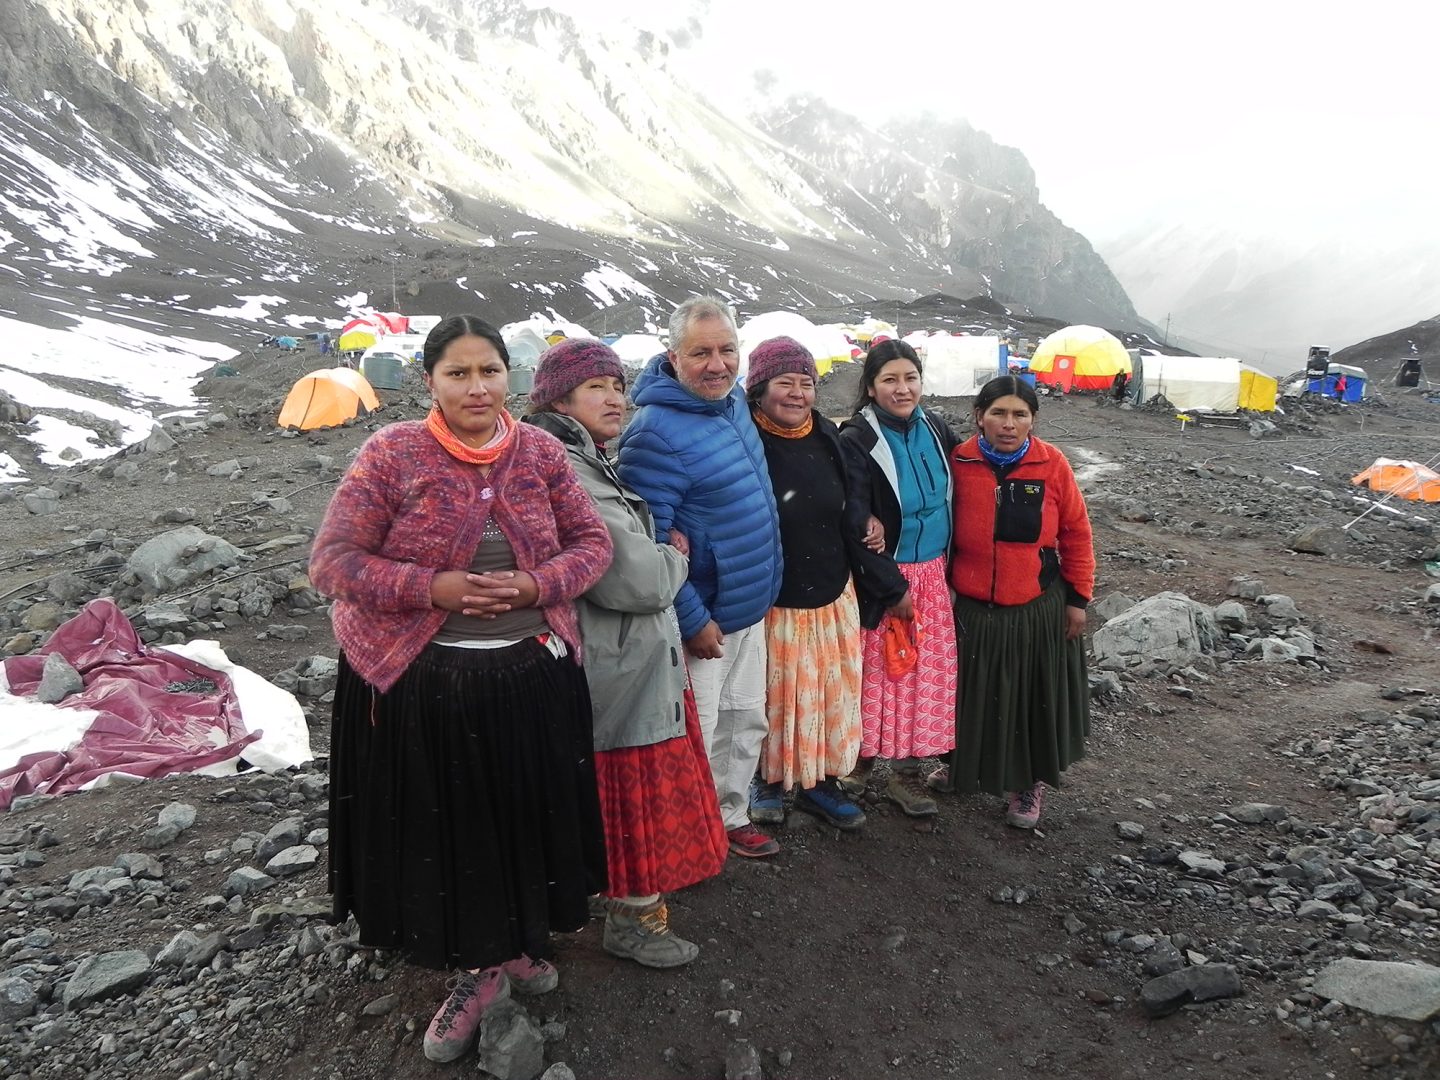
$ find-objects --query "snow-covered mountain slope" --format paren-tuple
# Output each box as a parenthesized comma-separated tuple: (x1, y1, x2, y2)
(0, 0, 1142, 477)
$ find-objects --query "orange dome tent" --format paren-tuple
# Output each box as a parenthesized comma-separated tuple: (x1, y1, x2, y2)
(278, 368, 380, 431)
(1352, 458, 1440, 502)
(1029, 325, 1132, 392)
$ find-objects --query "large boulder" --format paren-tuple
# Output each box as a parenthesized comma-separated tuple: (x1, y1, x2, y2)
(1313, 959, 1440, 1021)
(1090, 592, 1220, 672)
(126, 526, 243, 593)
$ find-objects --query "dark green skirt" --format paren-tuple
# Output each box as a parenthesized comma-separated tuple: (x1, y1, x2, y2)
(945, 580, 1089, 795)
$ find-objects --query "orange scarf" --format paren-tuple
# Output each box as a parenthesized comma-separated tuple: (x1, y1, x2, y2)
(426, 406, 517, 465)
(752, 407, 814, 439)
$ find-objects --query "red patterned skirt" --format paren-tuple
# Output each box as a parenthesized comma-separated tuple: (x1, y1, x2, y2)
(595, 690, 728, 898)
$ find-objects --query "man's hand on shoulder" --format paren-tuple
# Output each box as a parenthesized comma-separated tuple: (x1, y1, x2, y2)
(685, 620, 725, 660)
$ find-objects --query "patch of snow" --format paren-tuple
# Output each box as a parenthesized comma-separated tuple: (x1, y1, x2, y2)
(0, 313, 232, 423)
(197, 295, 288, 320)
(0, 451, 26, 483)
(578, 263, 659, 306)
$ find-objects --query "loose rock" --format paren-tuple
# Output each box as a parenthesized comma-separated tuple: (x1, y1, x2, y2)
(1140, 964, 1243, 1018)
(62, 950, 152, 1010)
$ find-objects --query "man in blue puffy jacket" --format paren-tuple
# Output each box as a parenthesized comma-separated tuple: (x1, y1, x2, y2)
(618, 296, 784, 858)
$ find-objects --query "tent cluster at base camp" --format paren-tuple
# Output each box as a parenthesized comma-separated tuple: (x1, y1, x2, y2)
(276, 313, 1294, 433)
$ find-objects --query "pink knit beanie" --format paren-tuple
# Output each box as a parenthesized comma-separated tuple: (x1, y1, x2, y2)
(745, 336, 818, 391)
(531, 339, 626, 408)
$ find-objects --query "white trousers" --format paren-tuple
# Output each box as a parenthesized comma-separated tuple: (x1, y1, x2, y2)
(687, 620, 768, 832)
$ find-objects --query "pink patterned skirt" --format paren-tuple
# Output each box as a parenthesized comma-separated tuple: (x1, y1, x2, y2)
(859, 555, 958, 759)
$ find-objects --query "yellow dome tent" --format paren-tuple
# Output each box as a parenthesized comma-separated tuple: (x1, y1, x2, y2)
(1029, 325, 1132, 392)
(1352, 458, 1440, 502)
(278, 368, 380, 431)
(337, 328, 378, 352)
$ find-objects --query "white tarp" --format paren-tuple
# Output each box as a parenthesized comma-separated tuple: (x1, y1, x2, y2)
(0, 640, 311, 786)
(1142, 356, 1242, 412)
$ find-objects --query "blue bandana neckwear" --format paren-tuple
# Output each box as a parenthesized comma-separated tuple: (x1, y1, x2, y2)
(977, 433, 1031, 468)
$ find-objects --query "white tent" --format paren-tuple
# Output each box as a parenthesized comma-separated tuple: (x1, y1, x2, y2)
(1139, 356, 1242, 411)
(501, 325, 550, 368)
(739, 311, 855, 377)
(609, 334, 666, 365)
(900, 333, 1004, 396)
(499, 315, 597, 361)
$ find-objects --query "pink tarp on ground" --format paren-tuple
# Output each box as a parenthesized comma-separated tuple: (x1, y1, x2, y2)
(0, 599, 260, 809)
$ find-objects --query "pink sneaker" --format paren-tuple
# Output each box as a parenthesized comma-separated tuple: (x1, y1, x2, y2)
(501, 954, 558, 996)
(1005, 783, 1046, 829)
(422, 966, 510, 1063)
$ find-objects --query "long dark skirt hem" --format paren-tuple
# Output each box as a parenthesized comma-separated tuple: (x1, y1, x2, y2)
(947, 580, 1089, 796)
(328, 641, 606, 971)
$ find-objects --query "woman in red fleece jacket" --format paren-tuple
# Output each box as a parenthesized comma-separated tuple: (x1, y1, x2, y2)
(942, 375, 1095, 829)
(310, 315, 613, 1065)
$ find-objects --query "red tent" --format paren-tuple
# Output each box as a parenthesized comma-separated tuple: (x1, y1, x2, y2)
(372, 311, 410, 334)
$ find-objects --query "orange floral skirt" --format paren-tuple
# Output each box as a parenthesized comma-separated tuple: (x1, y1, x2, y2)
(758, 581, 862, 790)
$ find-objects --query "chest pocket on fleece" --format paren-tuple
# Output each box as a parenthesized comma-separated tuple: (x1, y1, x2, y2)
(993, 479, 1045, 544)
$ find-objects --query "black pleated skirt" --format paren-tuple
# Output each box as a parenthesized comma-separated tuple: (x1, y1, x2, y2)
(946, 580, 1090, 796)
(329, 640, 607, 970)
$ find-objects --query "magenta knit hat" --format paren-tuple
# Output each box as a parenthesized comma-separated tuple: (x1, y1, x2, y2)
(745, 336, 818, 391)
(530, 338, 626, 408)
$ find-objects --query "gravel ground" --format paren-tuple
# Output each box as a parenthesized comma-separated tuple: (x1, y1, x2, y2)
(2, 361, 1439, 1079)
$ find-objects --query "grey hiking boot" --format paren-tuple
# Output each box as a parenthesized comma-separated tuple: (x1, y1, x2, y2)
(603, 899, 700, 969)
(885, 770, 938, 817)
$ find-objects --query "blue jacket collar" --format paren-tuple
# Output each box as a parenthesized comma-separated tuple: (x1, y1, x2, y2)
(631, 353, 738, 416)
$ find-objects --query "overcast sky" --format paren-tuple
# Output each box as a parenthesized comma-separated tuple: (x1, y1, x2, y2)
(541, 0, 1439, 248)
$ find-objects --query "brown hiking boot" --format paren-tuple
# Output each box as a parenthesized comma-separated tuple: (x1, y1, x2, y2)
(836, 757, 873, 796)
(885, 770, 938, 817)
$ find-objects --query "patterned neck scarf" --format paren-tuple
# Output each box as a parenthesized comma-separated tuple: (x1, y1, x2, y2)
(752, 406, 814, 440)
(977, 433, 1031, 468)
(426, 406, 517, 465)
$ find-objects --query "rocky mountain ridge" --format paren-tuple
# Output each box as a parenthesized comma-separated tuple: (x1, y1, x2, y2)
(1, 0, 1142, 334)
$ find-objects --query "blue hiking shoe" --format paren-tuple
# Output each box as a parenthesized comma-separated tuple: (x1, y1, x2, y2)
(748, 778, 785, 825)
(795, 779, 866, 831)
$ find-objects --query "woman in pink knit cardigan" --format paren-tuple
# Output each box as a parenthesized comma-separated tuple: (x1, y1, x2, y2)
(310, 315, 613, 1065)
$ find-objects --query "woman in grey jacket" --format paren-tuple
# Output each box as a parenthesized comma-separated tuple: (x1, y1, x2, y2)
(525, 340, 728, 968)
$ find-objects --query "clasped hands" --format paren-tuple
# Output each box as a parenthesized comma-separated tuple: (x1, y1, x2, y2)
(431, 570, 540, 618)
